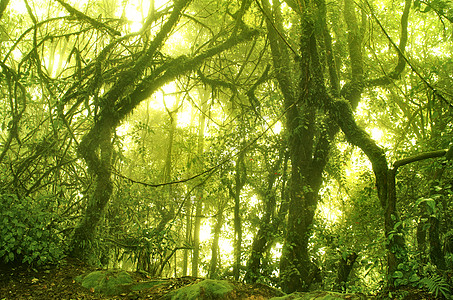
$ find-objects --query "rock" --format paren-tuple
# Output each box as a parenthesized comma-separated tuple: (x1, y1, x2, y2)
(270, 291, 372, 300)
(75, 270, 133, 295)
(162, 279, 234, 300)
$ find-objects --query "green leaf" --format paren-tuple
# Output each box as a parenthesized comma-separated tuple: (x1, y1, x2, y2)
(409, 274, 420, 283)
(393, 271, 403, 278)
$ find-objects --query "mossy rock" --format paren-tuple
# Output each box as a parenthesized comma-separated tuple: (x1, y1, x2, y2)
(270, 291, 371, 300)
(163, 279, 234, 300)
(75, 270, 133, 295)
(131, 280, 168, 291)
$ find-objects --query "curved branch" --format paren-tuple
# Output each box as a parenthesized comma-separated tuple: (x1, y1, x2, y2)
(54, 0, 121, 36)
(113, 26, 259, 124)
(364, 0, 453, 107)
(365, 0, 411, 86)
(393, 149, 447, 169)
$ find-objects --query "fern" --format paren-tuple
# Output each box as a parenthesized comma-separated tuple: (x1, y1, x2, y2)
(419, 275, 452, 299)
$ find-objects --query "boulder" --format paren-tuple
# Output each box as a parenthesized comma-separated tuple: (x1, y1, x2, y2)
(75, 270, 133, 295)
(163, 279, 234, 300)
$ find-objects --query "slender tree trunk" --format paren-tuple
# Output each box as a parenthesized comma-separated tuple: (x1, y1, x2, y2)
(183, 196, 192, 276)
(191, 88, 208, 277)
(208, 205, 224, 279)
(426, 158, 448, 270)
(428, 215, 446, 270)
(245, 140, 285, 283)
(192, 194, 203, 277)
(233, 151, 246, 281)
(328, 98, 407, 283)
(416, 210, 428, 270)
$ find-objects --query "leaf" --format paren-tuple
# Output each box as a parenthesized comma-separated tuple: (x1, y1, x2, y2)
(409, 273, 420, 283)
(423, 5, 432, 12)
(420, 275, 452, 298)
(393, 271, 403, 278)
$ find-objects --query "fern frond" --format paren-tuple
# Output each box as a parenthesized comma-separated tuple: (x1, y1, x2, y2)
(420, 275, 451, 299)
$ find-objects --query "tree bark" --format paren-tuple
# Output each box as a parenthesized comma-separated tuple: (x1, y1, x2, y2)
(208, 205, 224, 279)
(244, 146, 284, 283)
(191, 196, 202, 277)
(191, 88, 208, 277)
(183, 194, 192, 276)
(261, 0, 411, 290)
(228, 149, 246, 281)
(335, 252, 358, 292)
(70, 116, 114, 262)
(260, 0, 341, 291)
(327, 98, 407, 283)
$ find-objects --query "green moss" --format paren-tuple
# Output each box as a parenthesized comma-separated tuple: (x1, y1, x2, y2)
(269, 291, 369, 300)
(131, 280, 167, 291)
(75, 270, 133, 295)
(164, 279, 234, 300)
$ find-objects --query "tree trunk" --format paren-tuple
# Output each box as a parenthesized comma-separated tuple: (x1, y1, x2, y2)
(244, 144, 288, 283)
(192, 195, 203, 277)
(183, 195, 192, 276)
(70, 117, 113, 262)
(232, 150, 246, 281)
(335, 252, 358, 292)
(428, 215, 446, 270)
(208, 205, 224, 279)
(191, 88, 208, 277)
(416, 212, 428, 270)
(329, 99, 407, 284)
(261, 0, 411, 289)
(260, 0, 338, 291)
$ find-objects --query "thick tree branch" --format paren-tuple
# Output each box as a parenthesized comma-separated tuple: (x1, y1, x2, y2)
(0, 0, 9, 20)
(393, 150, 447, 169)
(328, 98, 388, 204)
(260, 0, 297, 106)
(113, 27, 260, 125)
(54, 0, 121, 36)
(366, 0, 411, 86)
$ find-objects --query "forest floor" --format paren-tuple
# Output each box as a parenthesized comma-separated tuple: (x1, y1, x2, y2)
(0, 257, 284, 299)
(0, 257, 438, 299)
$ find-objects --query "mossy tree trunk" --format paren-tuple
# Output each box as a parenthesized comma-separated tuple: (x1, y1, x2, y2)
(335, 252, 358, 292)
(208, 202, 225, 279)
(244, 144, 285, 284)
(262, 0, 411, 291)
(262, 0, 356, 291)
(68, 0, 259, 262)
(70, 115, 114, 262)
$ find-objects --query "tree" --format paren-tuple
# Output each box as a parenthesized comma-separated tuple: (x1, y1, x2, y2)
(259, 0, 411, 292)
(64, 0, 259, 260)
(2, 0, 453, 295)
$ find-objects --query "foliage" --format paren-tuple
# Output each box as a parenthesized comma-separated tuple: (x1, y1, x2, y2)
(419, 274, 452, 299)
(1, 0, 453, 296)
(0, 193, 64, 266)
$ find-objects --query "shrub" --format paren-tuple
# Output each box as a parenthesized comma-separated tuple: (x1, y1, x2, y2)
(0, 193, 64, 266)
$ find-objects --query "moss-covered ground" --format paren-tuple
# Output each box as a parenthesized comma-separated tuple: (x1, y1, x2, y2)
(0, 258, 438, 299)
